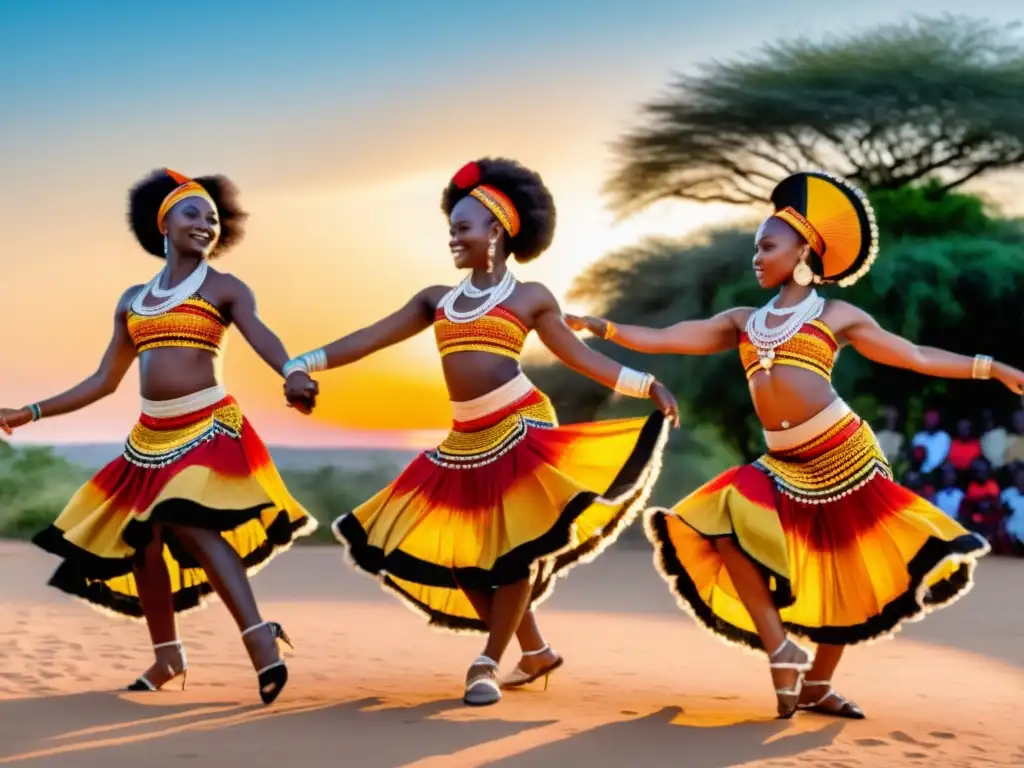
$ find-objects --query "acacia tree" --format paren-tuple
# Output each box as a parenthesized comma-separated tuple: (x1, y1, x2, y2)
(605, 16, 1024, 215)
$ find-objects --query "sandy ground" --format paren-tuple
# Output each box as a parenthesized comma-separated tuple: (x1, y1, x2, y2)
(0, 540, 1021, 767)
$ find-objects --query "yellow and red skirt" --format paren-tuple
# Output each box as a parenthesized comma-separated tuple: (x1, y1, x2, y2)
(32, 386, 317, 619)
(645, 399, 989, 651)
(333, 372, 669, 633)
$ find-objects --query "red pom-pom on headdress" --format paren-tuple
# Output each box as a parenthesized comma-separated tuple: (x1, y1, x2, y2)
(452, 162, 481, 189)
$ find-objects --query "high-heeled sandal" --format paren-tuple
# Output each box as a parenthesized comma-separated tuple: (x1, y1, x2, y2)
(798, 680, 865, 719)
(769, 638, 812, 719)
(241, 620, 293, 706)
(127, 640, 188, 692)
(463, 655, 501, 707)
(499, 644, 564, 690)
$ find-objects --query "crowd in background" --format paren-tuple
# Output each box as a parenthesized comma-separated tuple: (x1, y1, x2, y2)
(875, 406, 1024, 555)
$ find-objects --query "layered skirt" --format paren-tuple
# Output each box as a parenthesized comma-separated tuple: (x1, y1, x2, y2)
(32, 386, 317, 619)
(645, 399, 989, 650)
(333, 372, 669, 632)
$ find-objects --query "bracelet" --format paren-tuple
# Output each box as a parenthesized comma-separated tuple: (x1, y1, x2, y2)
(972, 354, 993, 380)
(614, 367, 655, 398)
(282, 349, 329, 379)
(602, 320, 617, 340)
(282, 358, 309, 378)
(28, 403, 42, 422)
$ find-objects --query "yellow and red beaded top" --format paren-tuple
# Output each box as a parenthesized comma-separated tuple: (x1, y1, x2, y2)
(738, 320, 838, 381)
(127, 295, 227, 354)
(434, 305, 528, 361)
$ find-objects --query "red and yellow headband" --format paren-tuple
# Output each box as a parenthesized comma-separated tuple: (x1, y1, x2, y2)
(156, 169, 217, 233)
(772, 206, 824, 255)
(452, 162, 521, 237)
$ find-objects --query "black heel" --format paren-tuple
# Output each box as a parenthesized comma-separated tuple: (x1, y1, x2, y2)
(127, 640, 188, 692)
(241, 621, 291, 706)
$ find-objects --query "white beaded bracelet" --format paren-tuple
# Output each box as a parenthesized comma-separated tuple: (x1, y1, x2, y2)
(282, 359, 310, 378)
(614, 367, 655, 398)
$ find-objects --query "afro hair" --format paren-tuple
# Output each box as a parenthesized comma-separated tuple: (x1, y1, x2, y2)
(440, 157, 556, 263)
(127, 169, 248, 259)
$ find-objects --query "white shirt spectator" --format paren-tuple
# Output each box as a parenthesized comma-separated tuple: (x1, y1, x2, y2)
(911, 430, 951, 474)
(934, 487, 965, 519)
(1001, 487, 1024, 543)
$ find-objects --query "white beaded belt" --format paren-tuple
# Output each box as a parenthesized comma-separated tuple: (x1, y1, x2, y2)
(450, 372, 534, 422)
(141, 385, 227, 419)
(763, 398, 852, 452)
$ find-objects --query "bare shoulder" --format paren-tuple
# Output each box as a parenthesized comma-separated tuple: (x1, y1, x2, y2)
(420, 284, 453, 308)
(518, 280, 558, 306)
(823, 299, 872, 327)
(117, 283, 147, 313)
(719, 306, 755, 329)
(207, 268, 249, 294)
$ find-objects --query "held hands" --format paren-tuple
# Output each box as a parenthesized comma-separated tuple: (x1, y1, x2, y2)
(0, 407, 31, 436)
(564, 314, 609, 339)
(649, 380, 680, 428)
(283, 372, 319, 415)
(994, 362, 1024, 396)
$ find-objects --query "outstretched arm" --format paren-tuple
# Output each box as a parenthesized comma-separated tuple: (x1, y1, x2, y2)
(839, 302, 1024, 394)
(1, 286, 139, 434)
(532, 286, 680, 425)
(564, 308, 748, 356)
(294, 286, 441, 371)
(224, 275, 299, 377)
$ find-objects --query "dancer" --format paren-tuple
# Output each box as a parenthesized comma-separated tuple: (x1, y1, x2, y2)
(0, 168, 319, 705)
(567, 171, 1021, 719)
(282, 158, 678, 706)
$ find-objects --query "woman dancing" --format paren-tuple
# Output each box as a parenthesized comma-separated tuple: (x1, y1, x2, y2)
(0, 168, 319, 705)
(282, 158, 678, 706)
(567, 171, 1021, 719)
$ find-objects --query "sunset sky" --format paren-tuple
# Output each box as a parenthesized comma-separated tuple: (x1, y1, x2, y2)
(1, 0, 1015, 447)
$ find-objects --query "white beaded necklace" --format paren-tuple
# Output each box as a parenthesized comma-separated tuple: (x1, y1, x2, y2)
(131, 260, 209, 317)
(441, 269, 517, 323)
(745, 289, 825, 372)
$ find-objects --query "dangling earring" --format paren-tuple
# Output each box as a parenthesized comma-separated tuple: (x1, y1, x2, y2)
(792, 259, 813, 287)
(487, 236, 497, 274)
(163, 234, 169, 258)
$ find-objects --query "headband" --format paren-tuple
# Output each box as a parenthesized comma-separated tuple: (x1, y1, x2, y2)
(469, 185, 521, 237)
(768, 171, 879, 287)
(156, 169, 217, 233)
(451, 162, 521, 237)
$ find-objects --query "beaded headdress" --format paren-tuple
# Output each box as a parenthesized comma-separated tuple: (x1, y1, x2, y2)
(767, 171, 879, 287)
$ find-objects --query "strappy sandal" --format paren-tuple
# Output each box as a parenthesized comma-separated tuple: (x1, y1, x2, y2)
(241, 620, 293, 706)
(499, 644, 564, 690)
(769, 638, 813, 719)
(798, 680, 865, 719)
(127, 640, 188, 691)
(463, 655, 501, 707)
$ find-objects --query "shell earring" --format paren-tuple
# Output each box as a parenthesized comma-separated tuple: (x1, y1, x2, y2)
(487, 237, 497, 273)
(163, 235, 169, 258)
(792, 260, 814, 286)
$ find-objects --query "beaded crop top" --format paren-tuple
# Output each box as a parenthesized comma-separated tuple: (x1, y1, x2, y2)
(127, 294, 228, 354)
(738, 320, 838, 381)
(433, 305, 528, 361)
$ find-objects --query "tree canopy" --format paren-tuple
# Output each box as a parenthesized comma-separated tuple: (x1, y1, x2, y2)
(528, 186, 1024, 462)
(605, 15, 1024, 214)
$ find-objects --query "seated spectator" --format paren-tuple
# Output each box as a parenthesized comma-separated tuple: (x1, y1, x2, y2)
(875, 405, 904, 464)
(911, 409, 951, 474)
(1001, 465, 1024, 555)
(964, 457, 1000, 503)
(933, 464, 965, 519)
(948, 418, 982, 474)
(960, 457, 1006, 549)
(903, 468, 935, 502)
(1006, 409, 1024, 466)
(979, 409, 1008, 469)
